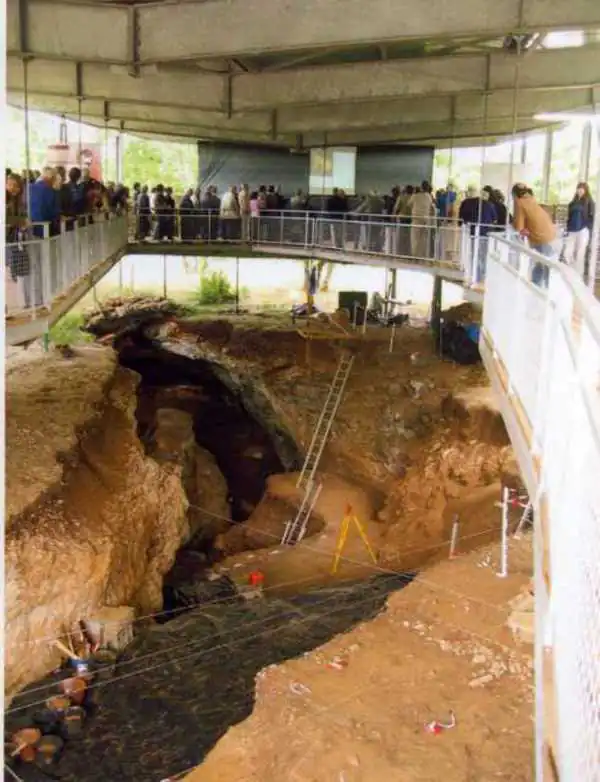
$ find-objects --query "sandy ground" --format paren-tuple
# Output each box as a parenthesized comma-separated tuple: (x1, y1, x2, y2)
(186, 536, 534, 782)
(215, 472, 387, 597)
(5, 345, 117, 522)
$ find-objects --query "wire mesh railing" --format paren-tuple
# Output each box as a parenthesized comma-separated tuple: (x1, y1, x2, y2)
(480, 233, 600, 781)
(5, 214, 129, 319)
(133, 209, 490, 280)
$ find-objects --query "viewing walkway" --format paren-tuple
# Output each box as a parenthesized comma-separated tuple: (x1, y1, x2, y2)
(4, 211, 516, 345)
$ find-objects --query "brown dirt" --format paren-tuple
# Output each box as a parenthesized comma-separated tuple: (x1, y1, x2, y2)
(5, 346, 190, 694)
(214, 473, 386, 597)
(7, 308, 528, 780)
(5, 345, 117, 523)
(186, 536, 534, 782)
(160, 317, 516, 571)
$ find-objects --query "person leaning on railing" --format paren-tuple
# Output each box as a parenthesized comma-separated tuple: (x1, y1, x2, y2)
(5, 172, 36, 309)
(511, 183, 557, 287)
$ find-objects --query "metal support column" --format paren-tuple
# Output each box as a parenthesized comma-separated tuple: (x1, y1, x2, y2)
(196, 140, 203, 187)
(588, 124, 600, 292)
(520, 137, 528, 165)
(431, 275, 443, 350)
(115, 122, 124, 183)
(541, 129, 553, 204)
(389, 268, 397, 300)
(506, 39, 523, 223)
(578, 120, 592, 183)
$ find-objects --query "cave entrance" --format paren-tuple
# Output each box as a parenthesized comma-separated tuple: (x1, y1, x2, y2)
(118, 337, 295, 524)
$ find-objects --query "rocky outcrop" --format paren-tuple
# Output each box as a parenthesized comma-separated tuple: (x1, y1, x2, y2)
(150, 406, 230, 544)
(5, 347, 189, 695)
(379, 387, 516, 569)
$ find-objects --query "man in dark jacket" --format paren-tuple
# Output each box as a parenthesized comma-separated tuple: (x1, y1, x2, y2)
(29, 167, 60, 237)
(180, 189, 195, 242)
(67, 168, 86, 221)
(137, 185, 151, 239)
(164, 186, 176, 240)
(326, 187, 348, 247)
(459, 187, 498, 283)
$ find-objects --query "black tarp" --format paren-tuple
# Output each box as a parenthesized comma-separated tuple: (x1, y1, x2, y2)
(196, 143, 434, 200)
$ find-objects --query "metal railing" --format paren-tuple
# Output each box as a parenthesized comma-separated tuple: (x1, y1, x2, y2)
(133, 209, 498, 279)
(5, 214, 129, 319)
(480, 233, 600, 782)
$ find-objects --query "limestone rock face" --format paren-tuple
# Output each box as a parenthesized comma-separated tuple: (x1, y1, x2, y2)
(5, 347, 189, 696)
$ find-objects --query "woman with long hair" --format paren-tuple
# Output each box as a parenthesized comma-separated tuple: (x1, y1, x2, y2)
(565, 181, 595, 278)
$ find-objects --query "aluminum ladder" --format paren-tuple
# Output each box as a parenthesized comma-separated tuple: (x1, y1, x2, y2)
(280, 352, 355, 546)
(281, 481, 323, 546)
(296, 351, 355, 491)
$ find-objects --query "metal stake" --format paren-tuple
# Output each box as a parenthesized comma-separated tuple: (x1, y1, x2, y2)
(449, 515, 460, 559)
(497, 486, 509, 578)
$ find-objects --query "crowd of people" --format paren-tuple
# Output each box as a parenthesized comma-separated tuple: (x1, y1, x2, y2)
(5, 166, 596, 290)
(5, 166, 129, 239)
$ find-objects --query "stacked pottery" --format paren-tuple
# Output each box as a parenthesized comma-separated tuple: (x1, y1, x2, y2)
(6, 647, 118, 776)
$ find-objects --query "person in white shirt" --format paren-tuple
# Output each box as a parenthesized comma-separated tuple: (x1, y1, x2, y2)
(408, 181, 436, 258)
(219, 186, 240, 240)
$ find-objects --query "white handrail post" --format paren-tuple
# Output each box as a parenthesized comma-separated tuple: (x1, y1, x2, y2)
(449, 515, 460, 559)
(388, 322, 397, 354)
(40, 223, 52, 306)
(497, 486, 509, 578)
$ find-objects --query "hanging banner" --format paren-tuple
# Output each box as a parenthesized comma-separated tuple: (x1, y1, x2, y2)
(46, 142, 103, 181)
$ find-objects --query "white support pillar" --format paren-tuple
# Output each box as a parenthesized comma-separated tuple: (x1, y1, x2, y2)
(578, 120, 593, 183)
(588, 125, 600, 291)
(520, 136, 528, 165)
(115, 123, 124, 183)
(541, 129, 553, 204)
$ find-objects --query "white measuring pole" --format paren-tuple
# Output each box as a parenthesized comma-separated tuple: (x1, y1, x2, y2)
(388, 322, 397, 353)
(449, 515, 460, 559)
(513, 500, 532, 538)
(497, 486, 509, 578)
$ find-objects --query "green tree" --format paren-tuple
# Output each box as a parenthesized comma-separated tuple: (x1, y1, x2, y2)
(122, 137, 197, 193)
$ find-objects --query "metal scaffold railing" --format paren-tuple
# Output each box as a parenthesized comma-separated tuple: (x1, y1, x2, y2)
(5, 215, 129, 320)
(479, 233, 600, 782)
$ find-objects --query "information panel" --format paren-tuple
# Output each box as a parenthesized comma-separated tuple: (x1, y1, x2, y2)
(309, 146, 356, 195)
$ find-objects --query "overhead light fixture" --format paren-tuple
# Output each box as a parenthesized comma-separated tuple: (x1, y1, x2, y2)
(534, 112, 600, 124)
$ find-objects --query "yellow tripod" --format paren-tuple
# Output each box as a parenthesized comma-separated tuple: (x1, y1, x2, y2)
(331, 504, 377, 574)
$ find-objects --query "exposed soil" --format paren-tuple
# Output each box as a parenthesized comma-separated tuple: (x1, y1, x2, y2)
(6, 575, 411, 782)
(186, 537, 534, 782)
(5, 300, 528, 782)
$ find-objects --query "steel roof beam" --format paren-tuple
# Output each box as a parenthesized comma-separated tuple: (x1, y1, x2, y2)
(8, 47, 600, 114)
(8, 0, 599, 63)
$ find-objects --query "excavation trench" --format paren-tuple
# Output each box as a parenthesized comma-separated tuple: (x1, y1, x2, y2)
(117, 334, 306, 616)
(6, 332, 418, 782)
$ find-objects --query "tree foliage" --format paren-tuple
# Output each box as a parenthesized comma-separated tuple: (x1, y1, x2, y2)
(122, 137, 197, 193)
